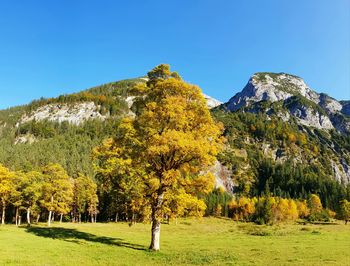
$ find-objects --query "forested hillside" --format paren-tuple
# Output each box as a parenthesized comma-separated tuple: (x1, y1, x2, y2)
(0, 78, 143, 176)
(0, 68, 349, 223)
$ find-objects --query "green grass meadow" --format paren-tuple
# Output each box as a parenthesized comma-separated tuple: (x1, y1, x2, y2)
(0, 218, 349, 265)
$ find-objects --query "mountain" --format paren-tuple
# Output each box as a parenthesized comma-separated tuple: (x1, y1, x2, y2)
(224, 73, 349, 132)
(0, 72, 349, 210)
(212, 72, 350, 207)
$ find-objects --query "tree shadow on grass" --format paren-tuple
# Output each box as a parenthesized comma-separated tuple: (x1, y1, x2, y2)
(25, 226, 147, 251)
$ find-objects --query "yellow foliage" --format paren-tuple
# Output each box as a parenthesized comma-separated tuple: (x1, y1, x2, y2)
(288, 133, 297, 143)
(296, 200, 310, 218)
(94, 64, 225, 227)
(229, 196, 256, 221)
(215, 204, 222, 217)
(326, 209, 336, 219)
(287, 200, 299, 220)
(308, 194, 323, 215)
(0, 164, 16, 208)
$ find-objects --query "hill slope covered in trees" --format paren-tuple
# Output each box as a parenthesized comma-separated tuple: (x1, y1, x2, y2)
(0, 70, 349, 214)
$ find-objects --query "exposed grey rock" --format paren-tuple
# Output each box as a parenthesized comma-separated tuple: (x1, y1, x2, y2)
(203, 94, 222, 109)
(341, 101, 350, 116)
(276, 111, 290, 122)
(19, 102, 107, 126)
(319, 93, 342, 114)
(226, 75, 293, 111)
(125, 96, 136, 108)
(332, 160, 350, 185)
(209, 160, 234, 193)
(330, 113, 350, 133)
(14, 134, 37, 145)
(288, 105, 333, 130)
(276, 74, 319, 103)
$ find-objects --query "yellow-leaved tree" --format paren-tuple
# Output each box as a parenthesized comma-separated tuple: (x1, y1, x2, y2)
(41, 163, 73, 226)
(94, 64, 224, 251)
(0, 164, 15, 225)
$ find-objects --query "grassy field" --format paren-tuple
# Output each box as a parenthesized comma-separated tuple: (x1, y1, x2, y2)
(0, 218, 349, 265)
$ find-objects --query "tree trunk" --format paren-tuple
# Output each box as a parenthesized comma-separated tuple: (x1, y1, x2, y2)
(27, 207, 31, 226)
(2, 203, 6, 225)
(48, 211, 52, 226)
(48, 195, 54, 226)
(132, 213, 136, 225)
(36, 214, 40, 223)
(60, 213, 63, 223)
(15, 207, 19, 226)
(115, 213, 118, 223)
(149, 219, 161, 251)
(149, 192, 164, 251)
(79, 213, 81, 223)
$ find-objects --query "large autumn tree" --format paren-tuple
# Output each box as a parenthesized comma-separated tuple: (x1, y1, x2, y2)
(41, 163, 73, 226)
(94, 64, 224, 251)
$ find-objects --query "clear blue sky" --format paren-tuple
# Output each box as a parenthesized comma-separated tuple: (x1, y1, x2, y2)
(0, 0, 349, 108)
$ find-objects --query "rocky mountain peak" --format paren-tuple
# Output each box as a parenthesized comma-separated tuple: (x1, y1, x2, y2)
(224, 72, 349, 133)
(226, 72, 320, 111)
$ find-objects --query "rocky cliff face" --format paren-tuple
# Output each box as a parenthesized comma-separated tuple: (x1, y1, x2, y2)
(17, 93, 221, 128)
(19, 102, 107, 126)
(286, 99, 333, 130)
(341, 101, 350, 116)
(332, 160, 350, 184)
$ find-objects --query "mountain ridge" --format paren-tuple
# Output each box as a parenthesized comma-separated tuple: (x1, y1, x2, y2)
(0, 72, 348, 203)
(223, 72, 349, 133)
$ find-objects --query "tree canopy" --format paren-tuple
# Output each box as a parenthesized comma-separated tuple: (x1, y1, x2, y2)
(94, 64, 225, 250)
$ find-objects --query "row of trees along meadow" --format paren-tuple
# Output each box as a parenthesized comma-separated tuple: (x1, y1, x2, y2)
(205, 187, 350, 225)
(0, 163, 98, 226)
